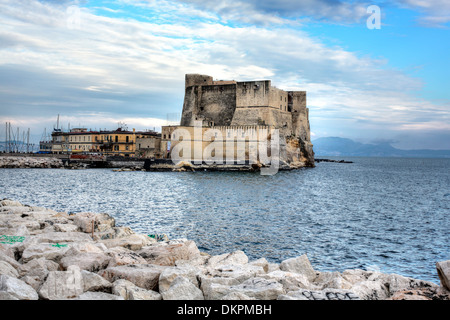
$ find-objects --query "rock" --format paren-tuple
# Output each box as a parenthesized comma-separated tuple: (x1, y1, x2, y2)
(106, 247, 148, 268)
(0, 275, 39, 300)
(0, 252, 21, 269)
(60, 252, 110, 272)
(100, 234, 153, 251)
(249, 258, 269, 273)
(128, 287, 162, 300)
(229, 277, 285, 300)
(18, 258, 59, 289)
(100, 264, 168, 291)
(278, 289, 360, 300)
(72, 212, 96, 233)
(350, 280, 389, 300)
(1, 200, 23, 207)
(389, 289, 431, 300)
(20, 276, 42, 292)
(221, 292, 257, 300)
(39, 265, 84, 300)
(313, 271, 353, 290)
(111, 279, 138, 300)
(0, 291, 19, 300)
(279, 254, 317, 281)
(0, 260, 19, 278)
(54, 224, 79, 233)
(81, 270, 113, 293)
(74, 292, 124, 300)
(159, 266, 200, 293)
(201, 264, 266, 286)
(21, 243, 70, 263)
(138, 240, 201, 266)
(0, 243, 16, 259)
(34, 232, 93, 244)
(206, 250, 248, 268)
(437, 260, 450, 291)
(261, 270, 311, 292)
(161, 276, 204, 300)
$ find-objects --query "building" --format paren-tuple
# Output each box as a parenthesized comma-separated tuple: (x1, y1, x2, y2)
(160, 74, 314, 167)
(135, 131, 162, 158)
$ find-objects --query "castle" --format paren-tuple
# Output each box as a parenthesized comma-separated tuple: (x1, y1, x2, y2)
(160, 74, 314, 168)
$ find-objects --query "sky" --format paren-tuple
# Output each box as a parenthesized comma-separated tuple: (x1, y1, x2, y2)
(0, 0, 449, 149)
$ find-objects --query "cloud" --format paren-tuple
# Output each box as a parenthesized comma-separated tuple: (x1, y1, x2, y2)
(0, 0, 449, 149)
(395, 0, 450, 27)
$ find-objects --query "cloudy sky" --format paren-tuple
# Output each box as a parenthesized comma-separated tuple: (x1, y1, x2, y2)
(1, 0, 449, 149)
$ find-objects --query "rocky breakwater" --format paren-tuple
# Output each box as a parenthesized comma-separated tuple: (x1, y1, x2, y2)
(0, 198, 449, 301)
(0, 156, 63, 169)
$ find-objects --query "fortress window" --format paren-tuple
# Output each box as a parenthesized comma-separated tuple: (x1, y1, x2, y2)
(163, 134, 166, 139)
(200, 107, 204, 111)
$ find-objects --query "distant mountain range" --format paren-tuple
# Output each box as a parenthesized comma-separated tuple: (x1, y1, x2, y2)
(313, 137, 450, 158)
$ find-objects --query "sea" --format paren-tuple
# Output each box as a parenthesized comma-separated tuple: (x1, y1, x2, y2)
(1, 157, 449, 284)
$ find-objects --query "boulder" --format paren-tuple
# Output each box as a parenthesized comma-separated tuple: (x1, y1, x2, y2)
(138, 240, 201, 266)
(161, 276, 204, 300)
(105, 247, 148, 268)
(0, 275, 39, 300)
(128, 287, 162, 300)
(278, 289, 360, 300)
(206, 251, 248, 268)
(229, 277, 284, 300)
(159, 266, 200, 293)
(249, 258, 269, 273)
(100, 234, 153, 251)
(72, 212, 96, 233)
(81, 270, 113, 293)
(34, 232, 93, 244)
(60, 252, 110, 272)
(18, 258, 59, 289)
(313, 271, 353, 290)
(279, 254, 317, 281)
(0, 260, 19, 278)
(38, 265, 84, 300)
(0, 251, 21, 269)
(21, 243, 70, 263)
(350, 280, 389, 300)
(100, 264, 168, 291)
(437, 260, 450, 291)
(54, 224, 79, 233)
(1, 200, 23, 207)
(221, 292, 257, 300)
(74, 292, 124, 300)
(261, 270, 311, 292)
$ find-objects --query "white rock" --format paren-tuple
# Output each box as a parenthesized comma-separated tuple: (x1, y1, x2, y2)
(159, 265, 200, 293)
(279, 254, 317, 281)
(38, 265, 84, 300)
(0, 260, 19, 278)
(437, 260, 450, 291)
(100, 264, 168, 291)
(74, 292, 124, 300)
(206, 251, 248, 268)
(21, 243, 70, 263)
(221, 292, 257, 300)
(128, 287, 162, 300)
(313, 271, 353, 290)
(82, 270, 113, 292)
(262, 270, 311, 292)
(161, 276, 204, 300)
(0, 275, 39, 300)
(138, 240, 201, 266)
(350, 280, 389, 300)
(230, 277, 285, 300)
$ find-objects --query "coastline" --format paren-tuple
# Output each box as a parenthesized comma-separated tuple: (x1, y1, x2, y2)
(0, 198, 448, 300)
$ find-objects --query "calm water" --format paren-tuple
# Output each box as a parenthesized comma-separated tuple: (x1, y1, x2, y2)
(1, 157, 449, 283)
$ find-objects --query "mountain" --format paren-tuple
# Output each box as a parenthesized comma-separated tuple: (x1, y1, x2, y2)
(312, 137, 450, 158)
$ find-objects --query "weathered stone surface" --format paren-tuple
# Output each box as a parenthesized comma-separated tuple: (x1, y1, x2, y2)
(262, 270, 311, 292)
(0, 275, 39, 300)
(74, 292, 124, 300)
(206, 251, 248, 268)
(0, 244, 15, 259)
(100, 264, 168, 291)
(138, 240, 201, 266)
(159, 266, 200, 293)
(221, 292, 257, 300)
(54, 223, 79, 233)
(39, 265, 84, 300)
(81, 270, 113, 293)
(0, 291, 19, 300)
(18, 258, 59, 288)
(111, 279, 137, 300)
(230, 277, 284, 300)
(72, 212, 96, 233)
(0, 260, 19, 278)
(249, 258, 269, 273)
(106, 247, 148, 268)
(22, 243, 70, 263)
(34, 232, 93, 244)
(60, 252, 110, 272)
(313, 271, 353, 290)
(161, 276, 204, 300)
(1, 200, 23, 207)
(436, 260, 450, 291)
(100, 234, 153, 251)
(278, 288, 360, 300)
(279, 254, 317, 281)
(128, 286, 162, 300)
(350, 280, 389, 300)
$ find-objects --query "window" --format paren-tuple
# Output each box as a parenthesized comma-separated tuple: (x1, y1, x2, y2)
(115, 136, 118, 143)
(125, 146, 129, 151)
(126, 136, 129, 143)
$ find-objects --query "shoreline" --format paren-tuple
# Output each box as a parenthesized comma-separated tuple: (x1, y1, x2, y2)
(0, 198, 448, 300)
